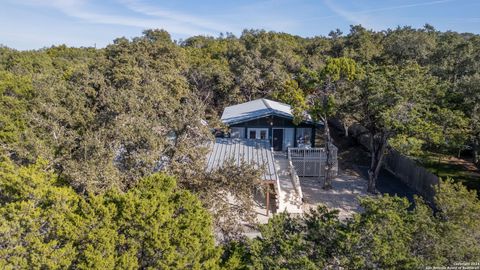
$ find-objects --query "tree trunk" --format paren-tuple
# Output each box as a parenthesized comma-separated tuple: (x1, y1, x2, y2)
(323, 117, 334, 190)
(367, 133, 387, 194)
(474, 138, 479, 166)
(343, 122, 349, 137)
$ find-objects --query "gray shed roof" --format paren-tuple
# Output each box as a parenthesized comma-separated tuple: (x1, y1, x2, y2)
(206, 138, 278, 182)
(220, 98, 317, 125)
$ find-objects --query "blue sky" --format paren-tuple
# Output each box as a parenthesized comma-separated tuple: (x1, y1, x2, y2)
(1, 0, 479, 50)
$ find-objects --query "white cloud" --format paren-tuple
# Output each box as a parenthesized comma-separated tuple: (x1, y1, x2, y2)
(323, 0, 373, 27)
(220, 0, 300, 33)
(358, 0, 454, 14)
(12, 0, 225, 36)
(323, 0, 455, 29)
(121, 0, 231, 33)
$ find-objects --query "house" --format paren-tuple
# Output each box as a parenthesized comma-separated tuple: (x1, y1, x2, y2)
(206, 99, 335, 217)
(220, 98, 322, 151)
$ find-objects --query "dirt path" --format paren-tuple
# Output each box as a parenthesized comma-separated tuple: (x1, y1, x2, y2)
(441, 156, 480, 176)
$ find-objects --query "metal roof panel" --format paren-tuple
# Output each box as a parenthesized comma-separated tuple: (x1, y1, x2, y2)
(205, 138, 278, 182)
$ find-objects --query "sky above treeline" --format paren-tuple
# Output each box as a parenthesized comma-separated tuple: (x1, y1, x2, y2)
(1, 0, 479, 50)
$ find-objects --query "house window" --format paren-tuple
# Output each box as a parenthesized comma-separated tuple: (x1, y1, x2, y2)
(296, 128, 312, 147)
(247, 128, 269, 140)
(260, 130, 267, 140)
(230, 127, 245, 138)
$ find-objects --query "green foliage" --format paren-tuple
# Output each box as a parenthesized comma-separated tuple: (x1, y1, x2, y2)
(229, 179, 480, 269)
(6, 30, 213, 193)
(199, 160, 263, 239)
(344, 196, 420, 269)
(183, 36, 235, 115)
(388, 135, 425, 156)
(338, 61, 468, 191)
(273, 79, 307, 124)
(249, 214, 316, 269)
(304, 57, 359, 120)
(0, 24, 480, 268)
(0, 70, 32, 145)
(457, 73, 480, 164)
(248, 207, 341, 270)
(0, 157, 220, 269)
(322, 57, 359, 82)
(383, 26, 437, 64)
(431, 179, 480, 263)
(344, 25, 383, 63)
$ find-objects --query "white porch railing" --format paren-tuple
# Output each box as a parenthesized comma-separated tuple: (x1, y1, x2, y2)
(288, 158, 303, 202)
(271, 147, 284, 211)
(287, 145, 338, 178)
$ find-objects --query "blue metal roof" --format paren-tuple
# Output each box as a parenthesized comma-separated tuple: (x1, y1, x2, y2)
(220, 98, 320, 126)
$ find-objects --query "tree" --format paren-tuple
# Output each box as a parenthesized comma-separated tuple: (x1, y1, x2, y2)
(183, 36, 235, 115)
(308, 57, 358, 189)
(457, 72, 480, 166)
(344, 180, 480, 268)
(24, 30, 213, 193)
(228, 179, 480, 269)
(196, 160, 263, 241)
(344, 25, 383, 64)
(382, 25, 437, 65)
(427, 32, 479, 165)
(343, 195, 420, 269)
(273, 79, 307, 124)
(328, 29, 345, 58)
(0, 70, 32, 146)
(429, 179, 480, 264)
(224, 30, 304, 102)
(246, 206, 342, 269)
(0, 157, 221, 269)
(342, 62, 450, 193)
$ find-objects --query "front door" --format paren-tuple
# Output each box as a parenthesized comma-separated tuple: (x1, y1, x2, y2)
(272, 129, 284, 151)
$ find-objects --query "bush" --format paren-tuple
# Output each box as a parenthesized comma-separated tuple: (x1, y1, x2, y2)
(0, 157, 220, 269)
(229, 179, 480, 269)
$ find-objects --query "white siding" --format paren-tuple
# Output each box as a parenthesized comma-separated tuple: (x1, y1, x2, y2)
(283, 128, 295, 151)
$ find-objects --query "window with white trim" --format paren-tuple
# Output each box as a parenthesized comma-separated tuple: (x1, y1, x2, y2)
(247, 128, 269, 140)
(296, 128, 312, 147)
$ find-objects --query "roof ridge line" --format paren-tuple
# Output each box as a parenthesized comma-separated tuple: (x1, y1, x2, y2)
(261, 98, 272, 111)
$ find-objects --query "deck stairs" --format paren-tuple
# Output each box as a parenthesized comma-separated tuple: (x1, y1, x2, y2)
(273, 152, 303, 214)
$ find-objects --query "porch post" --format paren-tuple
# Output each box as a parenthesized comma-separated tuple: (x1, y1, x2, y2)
(266, 186, 270, 216)
(294, 128, 297, 147)
(312, 127, 316, 147)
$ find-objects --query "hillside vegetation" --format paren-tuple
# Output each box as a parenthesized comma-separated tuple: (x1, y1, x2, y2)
(0, 25, 479, 268)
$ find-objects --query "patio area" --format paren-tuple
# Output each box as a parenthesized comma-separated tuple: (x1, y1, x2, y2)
(300, 171, 369, 220)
